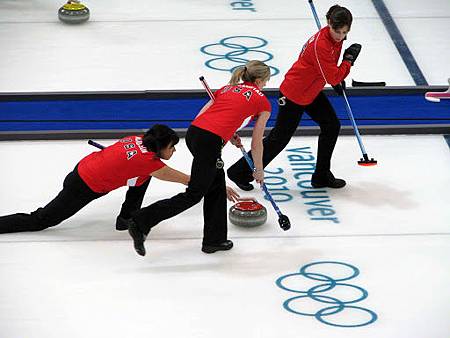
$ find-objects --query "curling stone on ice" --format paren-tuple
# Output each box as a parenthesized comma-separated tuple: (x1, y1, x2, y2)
(58, 0, 90, 24)
(229, 198, 267, 227)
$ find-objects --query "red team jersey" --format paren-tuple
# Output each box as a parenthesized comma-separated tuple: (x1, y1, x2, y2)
(280, 26, 352, 106)
(78, 136, 166, 193)
(192, 81, 271, 142)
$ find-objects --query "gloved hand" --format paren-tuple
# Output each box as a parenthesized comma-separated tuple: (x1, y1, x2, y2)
(332, 80, 346, 96)
(343, 43, 362, 65)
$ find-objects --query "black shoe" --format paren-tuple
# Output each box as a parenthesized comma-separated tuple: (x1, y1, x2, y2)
(235, 182, 254, 191)
(227, 171, 254, 191)
(202, 240, 234, 254)
(115, 216, 130, 231)
(311, 171, 346, 189)
(128, 219, 147, 256)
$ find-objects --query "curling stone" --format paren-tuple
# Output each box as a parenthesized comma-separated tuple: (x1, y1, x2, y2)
(229, 198, 267, 228)
(58, 1, 90, 24)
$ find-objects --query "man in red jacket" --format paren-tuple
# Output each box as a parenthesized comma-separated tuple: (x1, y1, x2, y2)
(227, 5, 361, 190)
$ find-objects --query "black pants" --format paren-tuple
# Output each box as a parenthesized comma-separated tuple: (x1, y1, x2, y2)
(118, 179, 151, 219)
(0, 166, 150, 234)
(133, 125, 227, 245)
(227, 91, 341, 184)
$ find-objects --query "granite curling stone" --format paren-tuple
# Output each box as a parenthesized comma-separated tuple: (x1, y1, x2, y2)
(58, 1, 90, 24)
(229, 199, 267, 227)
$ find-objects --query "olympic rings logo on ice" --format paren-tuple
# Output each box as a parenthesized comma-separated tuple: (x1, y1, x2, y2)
(275, 261, 378, 328)
(200, 35, 279, 76)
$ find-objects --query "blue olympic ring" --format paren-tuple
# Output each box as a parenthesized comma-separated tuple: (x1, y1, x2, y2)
(275, 261, 377, 328)
(200, 35, 279, 76)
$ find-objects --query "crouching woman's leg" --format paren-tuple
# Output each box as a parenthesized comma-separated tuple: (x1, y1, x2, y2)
(132, 126, 221, 235)
(0, 166, 105, 234)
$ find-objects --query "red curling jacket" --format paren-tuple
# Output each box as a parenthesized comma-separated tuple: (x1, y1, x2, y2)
(192, 81, 271, 142)
(78, 135, 165, 193)
(280, 26, 352, 106)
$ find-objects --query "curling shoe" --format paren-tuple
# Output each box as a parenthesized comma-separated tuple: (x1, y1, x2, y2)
(234, 181, 254, 192)
(202, 240, 234, 254)
(115, 216, 130, 231)
(311, 171, 346, 189)
(227, 171, 254, 191)
(127, 219, 147, 256)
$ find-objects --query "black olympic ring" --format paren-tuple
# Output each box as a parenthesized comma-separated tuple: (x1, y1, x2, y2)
(275, 261, 378, 328)
(200, 35, 280, 76)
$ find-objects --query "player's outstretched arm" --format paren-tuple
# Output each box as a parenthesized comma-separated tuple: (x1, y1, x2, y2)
(152, 166, 190, 185)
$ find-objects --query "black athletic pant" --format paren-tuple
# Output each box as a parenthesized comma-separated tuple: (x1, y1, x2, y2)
(227, 91, 340, 184)
(133, 125, 227, 245)
(118, 178, 151, 219)
(0, 166, 106, 234)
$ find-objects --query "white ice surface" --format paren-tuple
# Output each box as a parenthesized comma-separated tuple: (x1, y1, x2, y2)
(0, 0, 449, 92)
(0, 135, 449, 338)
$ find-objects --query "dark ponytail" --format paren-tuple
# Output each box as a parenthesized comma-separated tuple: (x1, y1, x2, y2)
(326, 5, 352, 30)
(142, 124, 179, 157)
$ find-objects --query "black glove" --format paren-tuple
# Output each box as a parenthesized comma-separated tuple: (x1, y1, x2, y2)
(332, 80, 346, 96)
(343, 43, 362, 65)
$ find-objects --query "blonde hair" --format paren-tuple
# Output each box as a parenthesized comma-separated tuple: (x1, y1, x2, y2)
(229, 60, 271, 86)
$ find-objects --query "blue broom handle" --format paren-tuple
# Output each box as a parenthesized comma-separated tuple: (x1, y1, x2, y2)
(239, 147, 282, 217)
